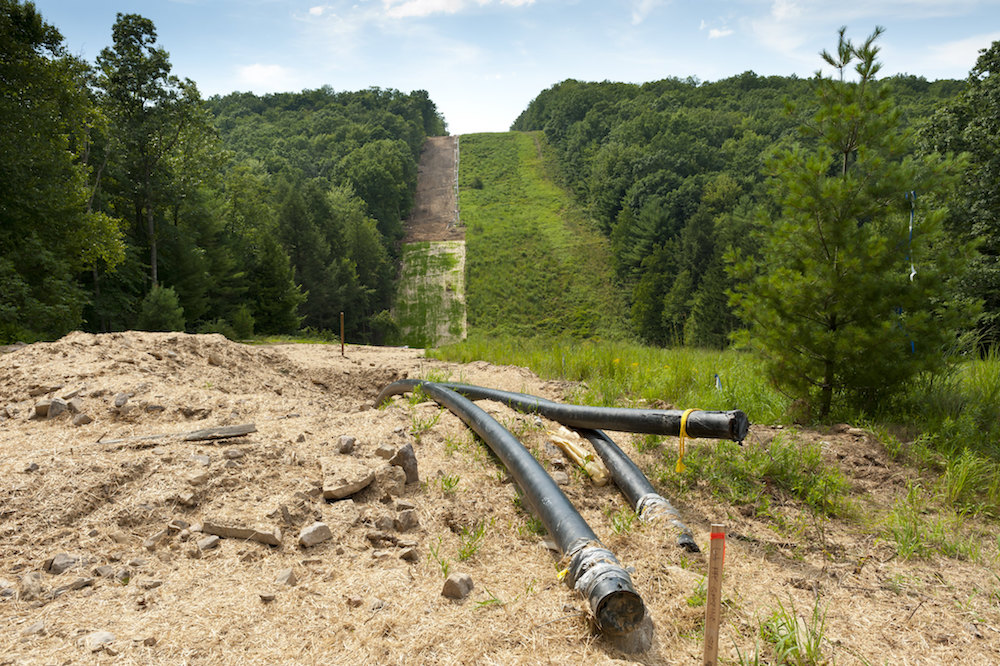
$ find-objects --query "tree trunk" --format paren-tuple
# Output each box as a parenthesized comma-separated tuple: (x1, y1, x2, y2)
(147, 202, 157, 287)
(820, 358, 834, 418)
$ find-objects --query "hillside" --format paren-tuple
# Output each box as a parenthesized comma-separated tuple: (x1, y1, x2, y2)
(1, 333, 999, 664)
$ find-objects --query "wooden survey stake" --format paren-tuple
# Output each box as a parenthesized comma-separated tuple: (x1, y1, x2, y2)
(703, 523, 725, 666)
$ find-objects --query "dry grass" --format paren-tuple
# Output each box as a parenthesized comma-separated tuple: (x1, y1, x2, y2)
(1, 332, 998, 664)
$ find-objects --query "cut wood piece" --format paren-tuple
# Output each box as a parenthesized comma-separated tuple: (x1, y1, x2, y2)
(182, 424, 257, 441)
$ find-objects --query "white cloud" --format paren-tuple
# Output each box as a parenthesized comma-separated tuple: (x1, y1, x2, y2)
(630, 0, 666, 25)
(770, 0, 800, 22)
(708, 27, 734, 39)
(308, 6, 327, 17)
(236, 63, 298, 90)
(927, 31, 1000, 71)
(381, 0, 534, 19)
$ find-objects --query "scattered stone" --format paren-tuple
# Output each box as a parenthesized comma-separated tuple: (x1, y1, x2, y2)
(143, 529, 169, 551)
(372, 550, 392, 560)
(297, 433, 306, 443)
(167, 519, 190, 532)
(396, 499, 417, 511)
(551, 471, 570, 486)
(141, 636, 157, 646)
(208, 352, 224, 367)
(182, 423, 257, 442)
(389, 443, 419, 484)
(366, 531, 397, 547)
(224, 460, 239, 469)
(275, 568, 297, 586)
(399, 547, 419, 562)
(177, 491, 197, 507)
(259, 592, 277, 602)
(114, 393, 131, 408)
(375, 443, 396, 460)
(346, 596, 363, 608)
(53, 577, 95, 597)
(46, 553, 81, 575)
(82, 631, 115, 652)
(847, 427, 867, 437)
(129, 557, 148, 568)
(64, 397, 84, 414)
(188, 471, 210, 486)
(321, 456, 376, 500)
(94, 565, 115, 578)
(442, 573, 474, 600)
(191, 454, 211, 466)
(197, 535, 220, 551)
(298, 522, 332, 547)
(24, 462, 39, 473)
(109, 530, 130, 544)
(375, 514, 395, 532)
(223, 448, 244, 460)
(138, 579, 163, 590)
(394, 509, 419, 532)
(73, 413, 94, 426)
(115, 568, 132, 584)
(201, 521, 282, 546)
(28, 385, 55, 397)
(145, 404, 166, 413)
(338, 435, 356, 454)
(22, 620, 45, 636)
(375, 464, 406, 497)
(33, 399, 52, 418)
(18, 573, 44, 601)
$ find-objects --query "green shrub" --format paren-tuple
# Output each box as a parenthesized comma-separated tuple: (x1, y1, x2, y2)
(136, 285, 185, 332)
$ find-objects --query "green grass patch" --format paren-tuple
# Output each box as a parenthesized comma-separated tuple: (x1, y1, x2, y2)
(394, 240, 466, 348)
(433, 334, 786, 423)
(459, 132, 626, 339)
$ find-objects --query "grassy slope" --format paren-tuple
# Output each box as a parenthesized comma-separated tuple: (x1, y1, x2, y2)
(458, 132, 627, 339)
(395, 241, 466, 348)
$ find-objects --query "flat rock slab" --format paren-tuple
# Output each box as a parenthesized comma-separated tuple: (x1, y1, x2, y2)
(201, 521, 281, 546)
(182, 424, 257, 442)
(321, 456, 376, 500)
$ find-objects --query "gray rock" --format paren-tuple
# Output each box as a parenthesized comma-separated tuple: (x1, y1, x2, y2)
(275, 568, 297, 586)
(52, 577, 94, 597)
(33, 399, 52, 418)
(375, 443, 396, 459)
(188, 471, 210, 486)
(18, 573, 44, 601)
(375, 514, 395, 532)
(46, 397, 68, 418)
(321, 456, 376, 500)
(94, 565, 115, 578)
(138, 579, 163, 590)
(389, 443, 419, 484)
(72, 413, 94, 427)
(259, 592, 277, 602)
(208, 353, 224, 367)
(338, 435, 356, 454)
(114, 392, 131, 408)
(442, 573, 474, 599)
(143, 529, 169, 551)
(67, 397, 84, 414)
(167, 519, 190, 532)
(395, 499, 417, 511)
(191, 454, 211, 466)
(394, 509, 419, 532)
(197, 535, 220, 551)
(552, 471, 570, 486)
(24, 462, 39, 473)
(223, 448, 244, 460)
(21, 620, 45, 636)
(82, 631, 115, 652)
(201, 522, 282, 546)
(375, 464, 406, 497)
(47, 553, 80, 575)
(298, 522, 332, 547)
(399, 547, 419, 562)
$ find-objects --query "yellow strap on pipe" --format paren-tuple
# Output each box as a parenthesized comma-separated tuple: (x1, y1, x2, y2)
(676, 408, 698, 474)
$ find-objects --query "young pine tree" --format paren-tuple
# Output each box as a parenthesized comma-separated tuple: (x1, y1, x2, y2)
(730, 27, 976, 419)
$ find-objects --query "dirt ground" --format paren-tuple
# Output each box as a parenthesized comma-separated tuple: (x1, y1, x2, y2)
(404, 136, 462, 244)
(1, 332, 999, 664)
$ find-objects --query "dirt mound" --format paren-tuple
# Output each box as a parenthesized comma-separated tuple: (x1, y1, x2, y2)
(1, 333, 998, 664)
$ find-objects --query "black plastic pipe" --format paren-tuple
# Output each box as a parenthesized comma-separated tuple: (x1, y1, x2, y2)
(417, 381, 749, 442)
(375, 379, 645, 635)
(403, 381, 704, 552)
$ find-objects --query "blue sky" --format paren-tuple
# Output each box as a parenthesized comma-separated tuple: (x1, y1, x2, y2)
(32, 0, 1000, 135)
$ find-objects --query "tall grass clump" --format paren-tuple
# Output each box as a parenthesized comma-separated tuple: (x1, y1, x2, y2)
(433, 335, 787, 424)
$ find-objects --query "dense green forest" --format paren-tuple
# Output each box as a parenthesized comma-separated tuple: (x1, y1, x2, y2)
(512, 70, 971, 349)
(1, 1, 445, 344)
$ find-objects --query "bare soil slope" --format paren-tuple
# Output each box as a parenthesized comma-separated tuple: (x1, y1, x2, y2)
(1, 333, 998, 664)
(404, 136, 462, 243)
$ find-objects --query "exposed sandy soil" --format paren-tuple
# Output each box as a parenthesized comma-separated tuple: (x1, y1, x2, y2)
(1, 332, 999, 664)
(404, 136, 462, 244)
